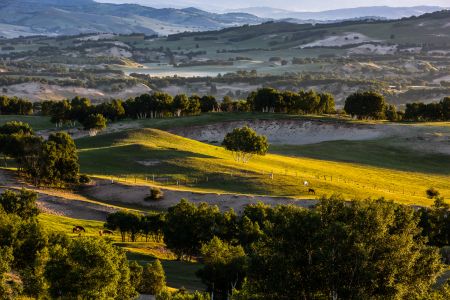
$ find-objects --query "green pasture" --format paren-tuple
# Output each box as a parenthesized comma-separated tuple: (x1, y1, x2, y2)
(76, 128, 450, 206)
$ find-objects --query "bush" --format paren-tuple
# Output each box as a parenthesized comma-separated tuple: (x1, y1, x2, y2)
(79, 174, 91, 184)
(426, 187, 440, 199)
(145, 187, 164, 201)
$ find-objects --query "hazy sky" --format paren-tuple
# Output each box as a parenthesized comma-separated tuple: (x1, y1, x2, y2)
(96, 0, 450, 11)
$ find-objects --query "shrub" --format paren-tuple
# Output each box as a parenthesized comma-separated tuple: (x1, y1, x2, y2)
(426, 187, 440, 199)
(79, 174, 91, 184)
(145, 187, 164, 201)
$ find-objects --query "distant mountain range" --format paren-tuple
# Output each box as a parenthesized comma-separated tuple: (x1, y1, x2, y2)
(229, 6, 445, 20)
(0, 0, 264, 37)
(0, 1, 447, 38)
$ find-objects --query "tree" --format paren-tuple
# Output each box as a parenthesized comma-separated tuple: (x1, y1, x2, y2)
(247, 88, 282, 112)
(385, 104, 399, 121)
(105, 211, 142, 242)
(200, 95, 218, 113)
(69, 96, 91, 124)
(0, 189, 39, 220)
(140, 214, 165, 242)
(187, 95, 201, 115)
(163, 199, 224, 260)
(197, 237, 246, 298)
(0, 121, 34, 166)
(140, 259, 166, 295)
(45, 238, 137, 299)
(222, 126, 269, 163)
(21, 132, 80, 186)
(318, 93, 335, 114)
(0, 121, 33, 136)
(173, 94, 189, 117)
(96, 99, 125, 121)
(0, 246, 21, 298)
(82, 113, 107, 136)
(244, 197, 443, 299)
(45, 132, 79, 185)
(129, 260, 143, 292)
(50, 100, 71, 127)
(344, 91, 386, 119)
(419, 196, 450, 247)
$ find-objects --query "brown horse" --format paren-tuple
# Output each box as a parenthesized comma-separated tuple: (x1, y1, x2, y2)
(308, 188, 316, 195)
(73, 226, 86, 233)
(99, 229, 114, 236)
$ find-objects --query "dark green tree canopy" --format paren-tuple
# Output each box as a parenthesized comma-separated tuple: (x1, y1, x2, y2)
(0, 121, 34, 136)
(0, 189, 39, 220)
(82, 113, 107, 136)
(344, 91, 386, 119)
(222, 126, 269, 163)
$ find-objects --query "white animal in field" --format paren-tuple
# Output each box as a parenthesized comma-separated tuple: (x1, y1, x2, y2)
(303, 181, 309, 186)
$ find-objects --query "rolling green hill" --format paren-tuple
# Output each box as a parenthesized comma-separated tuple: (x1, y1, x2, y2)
(76, 127, 450, 206)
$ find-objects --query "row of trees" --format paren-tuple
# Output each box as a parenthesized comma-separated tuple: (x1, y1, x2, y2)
(247, 88, 335, 114)
(0, 121, 80, 186)
(404, 97, 450, 121)
(105, 196, 450, 299)
(0, 95, 33, 115)
(105, 211, 165, 243)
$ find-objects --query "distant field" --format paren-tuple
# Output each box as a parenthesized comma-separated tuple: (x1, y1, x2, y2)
(38, 213, 204, 291)
(76, 128, 450, 206)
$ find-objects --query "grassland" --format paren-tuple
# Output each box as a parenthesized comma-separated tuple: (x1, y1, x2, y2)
(38, 213, 204, 291)
(270, 138, 450, 175)
(76, 128, 450, 206)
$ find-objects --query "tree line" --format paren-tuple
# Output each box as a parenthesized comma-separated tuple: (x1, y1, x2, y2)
(0, 95, 33, 115)
(2, 91, 450, 129)
(105, 195, 450, 299)
(404, 97, 450, 121)
(0, 121, 80, 186)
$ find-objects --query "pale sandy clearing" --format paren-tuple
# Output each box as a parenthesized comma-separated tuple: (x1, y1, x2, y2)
(299, 32, 380, 48)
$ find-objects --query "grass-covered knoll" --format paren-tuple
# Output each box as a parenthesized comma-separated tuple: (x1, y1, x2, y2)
(38, 213, 204, 291)
(76, 128, 450, 206)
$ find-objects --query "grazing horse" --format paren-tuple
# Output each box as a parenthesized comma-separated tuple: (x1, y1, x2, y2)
(99, 229, 114, 236)
(308, 188, 316, 195)
(73, 226, 86, 234)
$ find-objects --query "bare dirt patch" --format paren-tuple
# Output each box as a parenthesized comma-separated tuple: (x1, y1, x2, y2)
(0, 170, 117, 221)
(299, 32, 380, 48)
(83, 178, 317, 213)
(170, 119, 450, 155)
(170, 119, 387, 145)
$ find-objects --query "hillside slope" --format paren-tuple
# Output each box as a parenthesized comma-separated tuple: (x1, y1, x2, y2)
(0, 0, 264, 37)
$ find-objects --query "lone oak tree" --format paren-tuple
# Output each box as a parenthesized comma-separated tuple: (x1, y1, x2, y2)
(222, 126, 269, 163)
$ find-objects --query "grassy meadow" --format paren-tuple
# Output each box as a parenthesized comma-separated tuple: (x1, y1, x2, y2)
(76, 128, 450, 206)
